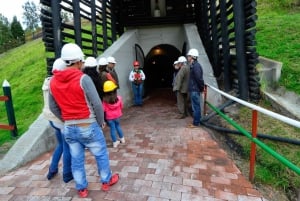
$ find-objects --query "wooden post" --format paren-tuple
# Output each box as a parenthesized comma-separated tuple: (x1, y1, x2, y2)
(203, 85, 208, 116)
(2, 80, 18, 138)
(249, 109, 258, 181)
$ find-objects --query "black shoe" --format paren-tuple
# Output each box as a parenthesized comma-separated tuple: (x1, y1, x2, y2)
(63, 172, 74, 183)
(47, 170, 58, 180)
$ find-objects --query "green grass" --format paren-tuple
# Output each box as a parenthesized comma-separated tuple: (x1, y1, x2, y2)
(0, 39, 46, 146)
(256, 2, 300, 94)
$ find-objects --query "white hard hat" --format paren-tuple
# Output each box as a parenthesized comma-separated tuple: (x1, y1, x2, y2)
(187, 48, 199, 58)
(98, 57, 108, 66)
(84, 57, 98, 68)
(52, 58, 67, 72)
(60, 43, 85, 65)
(178, 56, 187, 63)
(173, 60, 179, 65)
(107, 56, 117, 64)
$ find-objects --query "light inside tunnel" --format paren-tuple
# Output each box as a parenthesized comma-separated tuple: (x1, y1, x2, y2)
(154, 47, 162, 54)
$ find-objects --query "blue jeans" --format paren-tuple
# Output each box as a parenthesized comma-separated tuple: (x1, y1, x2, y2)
(132, 82, 143, 105)
(64, 122, 112, 190)
(190, 91, 202, 126)
(107, 118, 124, 142)
(49, 121, 72, 176)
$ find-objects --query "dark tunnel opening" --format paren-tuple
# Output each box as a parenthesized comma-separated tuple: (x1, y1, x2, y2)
(143, 44, 181, 95)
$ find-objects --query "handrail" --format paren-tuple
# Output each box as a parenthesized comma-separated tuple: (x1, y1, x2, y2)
(205, 84, 300, 178)
(207, 84, 300, 128)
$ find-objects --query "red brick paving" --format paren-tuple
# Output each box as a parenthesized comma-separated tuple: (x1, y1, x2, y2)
(0, 89, 268, 201)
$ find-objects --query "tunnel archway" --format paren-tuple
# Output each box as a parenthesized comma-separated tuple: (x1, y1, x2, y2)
(143, 44, 181, 95)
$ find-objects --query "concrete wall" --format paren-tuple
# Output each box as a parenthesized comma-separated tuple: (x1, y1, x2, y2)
(97, 30, 140, 107)
(137, 25, 185, 55)
(258, 56, 282, 87)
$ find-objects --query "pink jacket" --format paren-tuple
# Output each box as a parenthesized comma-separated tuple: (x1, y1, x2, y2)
(102, 96, 123, 120)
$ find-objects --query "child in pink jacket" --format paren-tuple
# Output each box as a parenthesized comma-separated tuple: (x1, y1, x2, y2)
(102, 80, 125, 148)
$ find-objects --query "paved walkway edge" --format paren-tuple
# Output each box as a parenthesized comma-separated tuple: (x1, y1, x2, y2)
(0, 114, 55, 176)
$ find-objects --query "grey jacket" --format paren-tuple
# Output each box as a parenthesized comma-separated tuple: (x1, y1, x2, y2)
(173, 64, 190, 94)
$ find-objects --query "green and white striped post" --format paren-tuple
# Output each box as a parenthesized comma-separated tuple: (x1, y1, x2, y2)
(2, 80, 18, 138)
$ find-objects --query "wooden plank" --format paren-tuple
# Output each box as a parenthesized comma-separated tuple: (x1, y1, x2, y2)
(0, 124, 14, 131)
(0, 96, 8, 101)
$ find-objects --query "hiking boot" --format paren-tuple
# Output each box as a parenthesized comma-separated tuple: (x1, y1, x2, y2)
(46, 170, 58, 180)
(119, 137, 125, 143)
(113, 140, 120, 148)
(101, 173, 119, 191)
(78, 188, 88, 198)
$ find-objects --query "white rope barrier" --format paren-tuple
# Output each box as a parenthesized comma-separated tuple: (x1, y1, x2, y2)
(206, 84, 300, 128)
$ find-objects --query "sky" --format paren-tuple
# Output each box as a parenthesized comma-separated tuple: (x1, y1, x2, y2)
(0, 0, 40, 25)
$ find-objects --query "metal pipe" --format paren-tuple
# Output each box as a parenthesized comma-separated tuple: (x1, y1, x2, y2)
(202, 121, 300, 146)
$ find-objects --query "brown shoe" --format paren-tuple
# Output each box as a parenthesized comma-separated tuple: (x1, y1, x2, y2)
(187, 123, 200, 128)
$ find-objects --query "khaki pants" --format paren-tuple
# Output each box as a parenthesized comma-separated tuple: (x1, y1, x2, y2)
(177, 93, 188, 116)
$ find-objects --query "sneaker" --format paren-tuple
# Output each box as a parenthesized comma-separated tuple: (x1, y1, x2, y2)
(113, 140, 120, 148)
(101, 173, 119, 191)
(78, 188, 88, 198)
(119, 137, 125, 143)
(47, 170, 58, 180)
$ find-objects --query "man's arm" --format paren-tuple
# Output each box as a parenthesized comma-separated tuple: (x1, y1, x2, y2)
(81, 75, 105, 126)
(194, 63, 204, 92)
(48, 90, 63, 121)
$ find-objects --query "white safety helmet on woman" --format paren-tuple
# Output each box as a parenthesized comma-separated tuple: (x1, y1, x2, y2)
(98, 57, 108, 66)
(60, 43, 85, 65)
(84, 57, 98, 68)
(52, 58, 67, 73)
(187, 48, 199, 58)
(107, 56, 117, 64)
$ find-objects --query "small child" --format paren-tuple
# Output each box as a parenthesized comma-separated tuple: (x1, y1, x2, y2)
(102, 80, 125, 148)
(128, 60, 146, 106)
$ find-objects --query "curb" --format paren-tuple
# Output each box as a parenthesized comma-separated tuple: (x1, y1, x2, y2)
(0, 114, 55, 176)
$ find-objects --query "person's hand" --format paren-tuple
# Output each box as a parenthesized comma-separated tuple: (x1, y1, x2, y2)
(101, 122, 106, 129)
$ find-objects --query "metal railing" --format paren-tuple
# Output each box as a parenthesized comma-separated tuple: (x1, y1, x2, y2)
(204, 84, 300, 181)
(0, 80, 18, 138)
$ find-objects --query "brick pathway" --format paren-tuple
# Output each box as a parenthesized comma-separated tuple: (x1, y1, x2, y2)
(0, 89, 268, 201)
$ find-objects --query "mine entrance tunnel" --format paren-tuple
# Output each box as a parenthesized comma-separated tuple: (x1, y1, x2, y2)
(143, 44, 181, 94)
